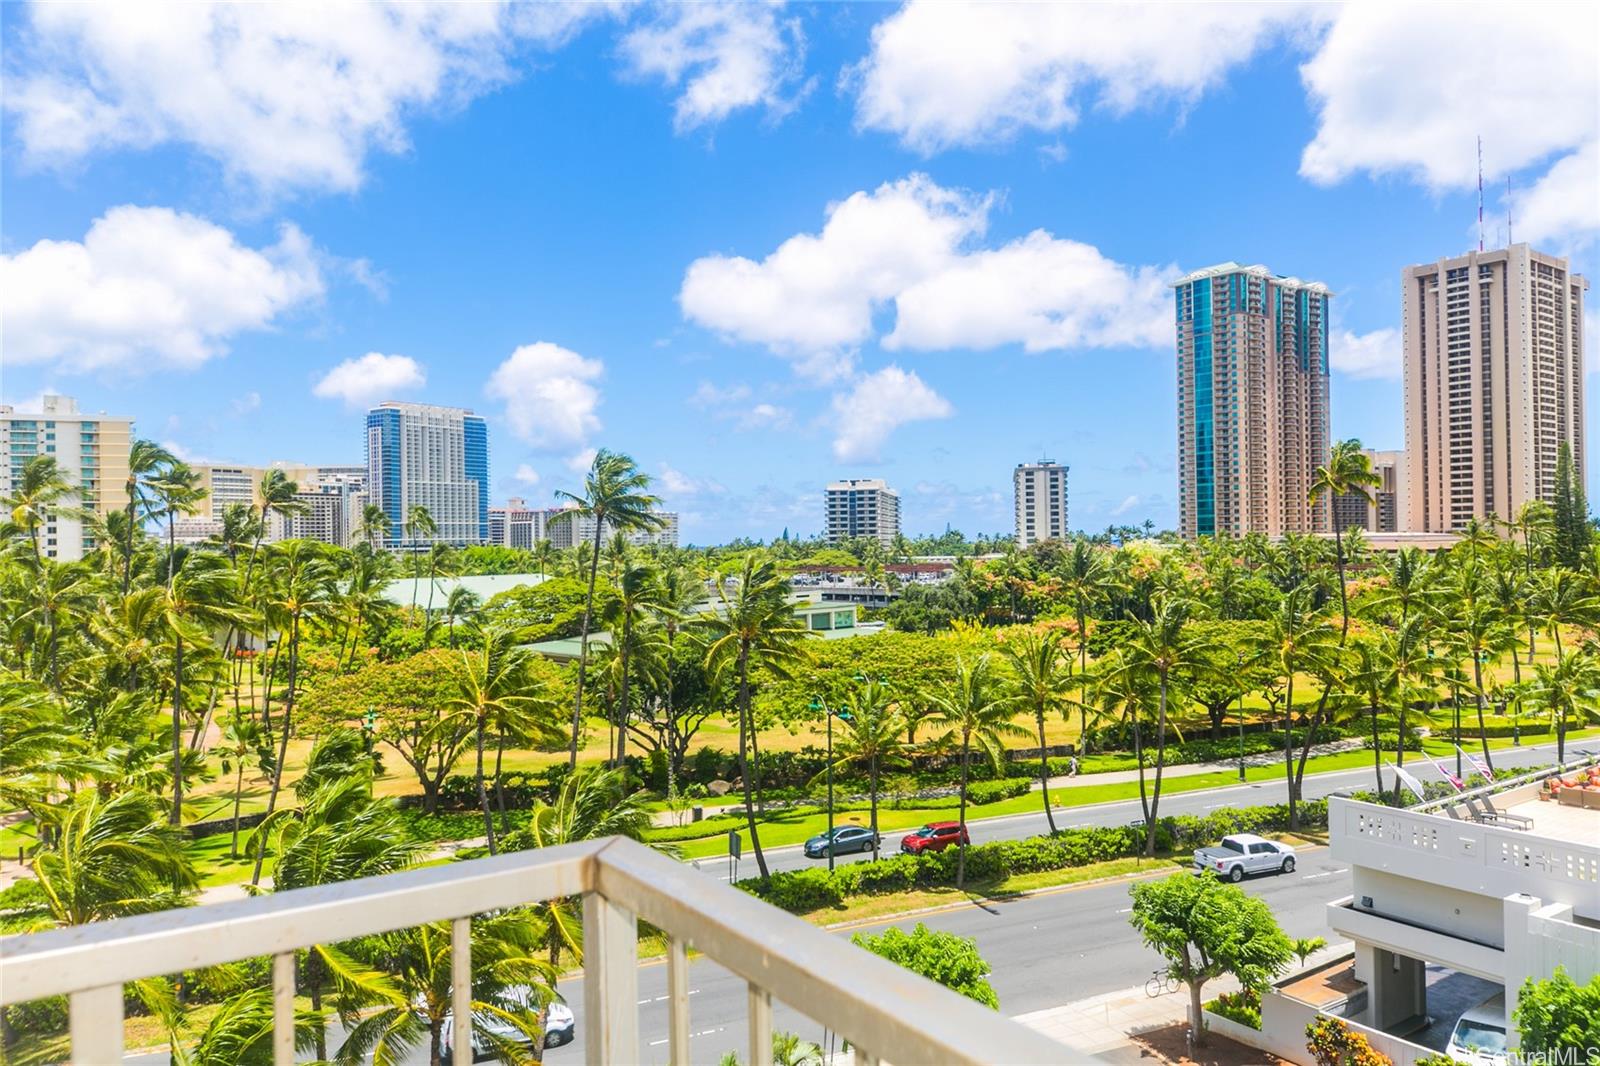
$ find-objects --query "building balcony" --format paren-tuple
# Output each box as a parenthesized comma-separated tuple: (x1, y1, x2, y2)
(0, 837, 1067, 1065)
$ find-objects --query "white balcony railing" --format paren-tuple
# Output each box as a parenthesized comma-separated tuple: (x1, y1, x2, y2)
(0, 836, 1071, 1065)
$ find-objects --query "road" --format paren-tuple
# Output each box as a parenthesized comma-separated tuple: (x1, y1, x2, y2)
(697, 735, 1579, 882)
(127, 738, 1577, 1063)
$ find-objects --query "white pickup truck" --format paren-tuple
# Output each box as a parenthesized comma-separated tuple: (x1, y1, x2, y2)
(1193, 833, 1296, 882)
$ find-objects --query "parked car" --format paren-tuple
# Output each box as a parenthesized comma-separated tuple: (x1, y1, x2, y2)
(439, 990, 576, 1060)
(1192, 834, 1296, 881)
(804, 825, 880, 858)
(900, 821, 969, 854)
(1446, 994, 1508, 1066)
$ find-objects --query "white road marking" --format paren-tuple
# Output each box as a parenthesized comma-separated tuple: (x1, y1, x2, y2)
(1301, 869, 1347, 880)
(650, 1027, 725, 1046)
(1115, 907, 1132, 914)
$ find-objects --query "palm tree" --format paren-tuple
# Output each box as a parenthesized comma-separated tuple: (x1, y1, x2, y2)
(4, 454, 76, 565)
(422, 541, 453, 648)
(531, 537, 556, 580)
(445, 628, 562, 854)
(814, 679, 911, 861)
(699, 553, 810, 881)
(14, 790, 195, 929)
(552, 449, 663, 768)
(251, 542, 339, 885)
(148, 460, 208, 588)
(1370, 547, 1437, 627)
(218, 714, 270, 858)
(1001, 630, 1073, 834)
(122, 439, 176, 593)
(922, 655, 1025, 887)
(404, 504, 438, 617)
(1058, 540, 1107, 748)
(1448, 566, 1513, 776)
(1506, 501, 1555, 659)
(1120, 598, 1211, 852)
(1373, 616, 1434, 804)
(443, 584, 480, 647)
(355, 502, 393, 551)
(1254, 585, 1339, 827)
(1309, 440, 1381, 642)
(153, 551, 243, 825)
(602, 561, 668, 765)
(1527, 648, 1600, 764)
(651, 561, 708, 797)
(1532, 568, 1599, 664)
(334, 912, 554, 1066)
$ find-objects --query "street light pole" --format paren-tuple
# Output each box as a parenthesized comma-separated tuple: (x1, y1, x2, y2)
(811, 695, 835, 872)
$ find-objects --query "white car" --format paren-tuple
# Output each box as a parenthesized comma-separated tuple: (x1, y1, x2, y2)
(439, 990, 576, 1060)
(1192, 834, 1296, 882)
(1447, 994, 1508, 1066)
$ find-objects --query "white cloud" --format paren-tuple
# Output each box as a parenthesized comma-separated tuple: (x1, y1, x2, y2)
(513, 464, 541, 486)
(1514, 140, 1600, 250)
(0, 205, 322, 372)
(5, 1, 614, 195)
(689, 381, 752, 407)
(657, 462, 725, 497)
(737, 402, 793, 430)
(680, 173, 1169, 374)
(619, 1, 809, 130)
(850, 1, 1315, 152)
(1110, 494, 1140, 518)
(230, 391, 262, 416)
(313, 352, 426, 408)
(1300, 4, 1598, 246)
(689, 380, 794, 430)
(485, 342, 603, 449)
(566, 447, 599, 473)
(885, 230, 1174, 352)
(1329, 328, 1402, 381)
(830, 365, 952, 462)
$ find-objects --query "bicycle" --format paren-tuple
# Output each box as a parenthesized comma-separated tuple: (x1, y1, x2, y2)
(1144, 969, 1180, 998)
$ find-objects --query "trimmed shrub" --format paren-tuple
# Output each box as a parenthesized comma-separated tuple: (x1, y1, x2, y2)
(964, 779, 1031, 805)
(1207, 988, 1262, 1029)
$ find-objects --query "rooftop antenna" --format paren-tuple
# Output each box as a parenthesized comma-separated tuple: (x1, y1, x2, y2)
(1477, 135, 1484, 252)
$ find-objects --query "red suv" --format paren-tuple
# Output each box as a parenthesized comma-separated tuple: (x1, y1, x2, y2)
(900, 822, 969, 854)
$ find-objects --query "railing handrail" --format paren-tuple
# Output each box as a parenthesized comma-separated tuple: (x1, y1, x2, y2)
(0, 836, 1071, 1066)
(1413, 752, 1600, 815)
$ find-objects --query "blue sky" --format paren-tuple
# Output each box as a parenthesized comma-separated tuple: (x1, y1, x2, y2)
(3, 2, 1597, 543)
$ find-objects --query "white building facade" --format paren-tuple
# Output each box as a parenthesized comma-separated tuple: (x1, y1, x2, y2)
(1013, 461, 1069, 548)
(0, 395, 132, 561)
(365, 402, 489, 548)
(825, 479, 900, 549)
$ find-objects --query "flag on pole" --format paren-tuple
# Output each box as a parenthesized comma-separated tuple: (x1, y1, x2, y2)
(1428, 754, 1464, 791)
(1392, 764, 1428, 802)
(1457, 744, 1495, 782)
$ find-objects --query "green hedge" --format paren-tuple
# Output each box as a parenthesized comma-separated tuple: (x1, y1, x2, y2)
(738, 800, 1330, 913)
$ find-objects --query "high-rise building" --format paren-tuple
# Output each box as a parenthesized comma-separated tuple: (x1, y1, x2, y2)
(1174, 263, 1332, 539)
(1402, 244, 1588, 531)
(489, 497, 547, 550)
(1332, 449, 1404, 534)
(1013, 461, 1069, 548)
(825, 479, 900, 548)
(0, 395, 131, 560)
(193, 462, 367, 547)
(545, 507, 680, 549)
(365, 402, 489, 548)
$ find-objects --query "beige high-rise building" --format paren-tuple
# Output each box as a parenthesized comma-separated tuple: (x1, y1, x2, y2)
(1174, 263, 1332, 538)
(192, 462, 367, 546)
(0, 394, 131, 560)
(1403, 244, 1587, 531)
(1332, 449, 1404, 534)
(1013, 461, 1069, 548)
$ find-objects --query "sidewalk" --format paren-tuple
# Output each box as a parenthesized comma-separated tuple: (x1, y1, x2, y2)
(1036, 740, 1363, 791)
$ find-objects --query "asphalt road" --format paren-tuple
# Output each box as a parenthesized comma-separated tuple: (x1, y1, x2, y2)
(693, 735, 1581, 882)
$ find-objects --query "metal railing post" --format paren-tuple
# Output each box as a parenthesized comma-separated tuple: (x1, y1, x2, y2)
(667, 937, 691, 1066)
(272, 952, 296, 1066)
(747, 985, 772, 1066)
(583, 890, 639, 1065)
(452, 917, 473, 1066)
(70, 984, 123, 1064)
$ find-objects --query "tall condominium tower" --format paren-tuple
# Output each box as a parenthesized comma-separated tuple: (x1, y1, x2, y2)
(825, 479, 900, 548)
(0, 394, 131, 561)
(190, 462, 368, 546)
(1174, 263, 1332, 538)
(1332, 449, 1404, 534)
(365, 402, 489, 548)
(1013, 461, 1069, 548)
(1402, 245, 1587, 531)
